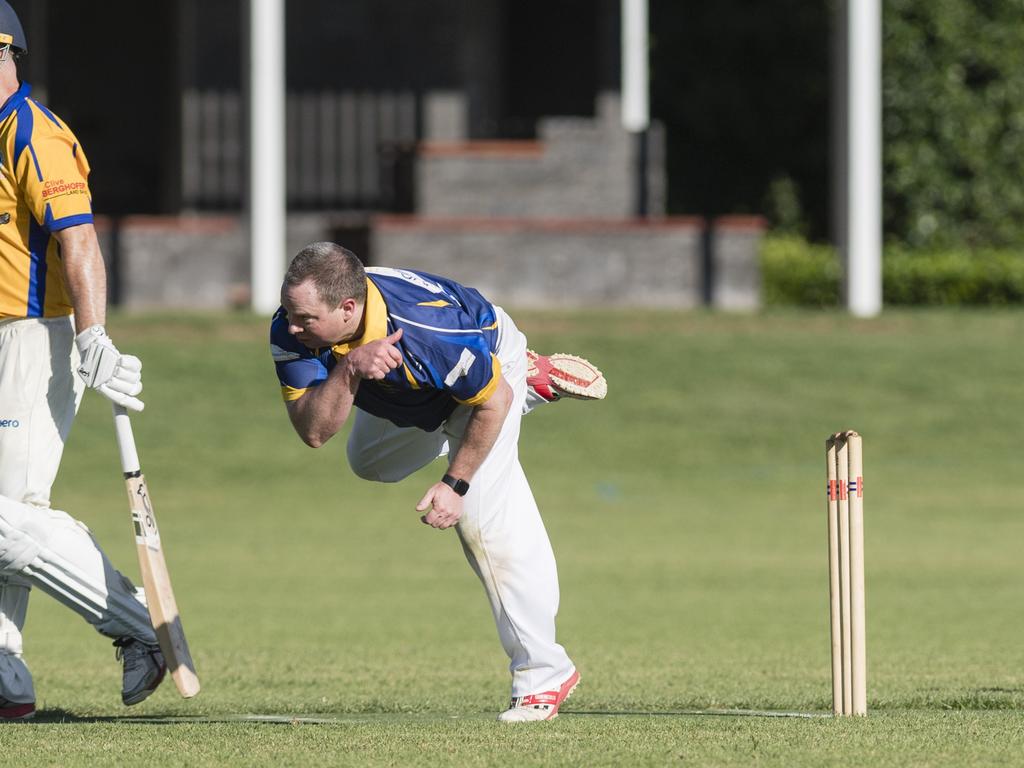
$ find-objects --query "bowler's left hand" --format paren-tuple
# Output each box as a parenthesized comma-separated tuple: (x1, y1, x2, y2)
(345, 328, 404, 380)
(417, 483, 463, 530)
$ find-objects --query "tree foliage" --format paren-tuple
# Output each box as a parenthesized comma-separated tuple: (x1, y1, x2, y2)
(883, 0, 1024, 247)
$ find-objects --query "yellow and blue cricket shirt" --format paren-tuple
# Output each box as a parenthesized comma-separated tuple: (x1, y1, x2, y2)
(0, 82, 93, 319)
(271, 267, 502, 431)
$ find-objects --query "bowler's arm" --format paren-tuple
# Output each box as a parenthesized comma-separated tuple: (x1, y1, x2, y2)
(285, 360, 360, 448)
(447, 375, 513, 483)
(417, 373, 513, 529)
(284, 329, 405, 448)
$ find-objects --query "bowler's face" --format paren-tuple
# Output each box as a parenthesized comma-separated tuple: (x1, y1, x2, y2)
(280, 280, 346, 348)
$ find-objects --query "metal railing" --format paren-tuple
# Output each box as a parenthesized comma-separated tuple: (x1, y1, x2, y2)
(181, 89, 420, 210)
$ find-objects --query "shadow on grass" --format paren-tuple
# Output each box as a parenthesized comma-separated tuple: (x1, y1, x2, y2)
(27, 710, 360, 725)
(24, 708, 831, 725)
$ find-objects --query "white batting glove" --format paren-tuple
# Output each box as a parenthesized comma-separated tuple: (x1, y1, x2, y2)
(75, 325, 145, 412)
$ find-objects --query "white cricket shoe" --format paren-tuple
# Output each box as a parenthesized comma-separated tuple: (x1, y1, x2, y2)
(497, 669, 580, 722)
(526, 351, 607, 402)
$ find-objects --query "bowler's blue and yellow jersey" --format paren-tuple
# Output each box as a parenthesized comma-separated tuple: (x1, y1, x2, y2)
(271, 267, 502, 431)
(0, 82, 94, 319)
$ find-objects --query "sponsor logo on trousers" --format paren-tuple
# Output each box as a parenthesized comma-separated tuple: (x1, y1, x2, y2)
(0, 419, 21, 428)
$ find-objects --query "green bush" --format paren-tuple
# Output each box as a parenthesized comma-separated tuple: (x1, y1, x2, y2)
(885, 248, 1024, 305)
(760, 234, 842, 306)
(760, 235, 1024, 306)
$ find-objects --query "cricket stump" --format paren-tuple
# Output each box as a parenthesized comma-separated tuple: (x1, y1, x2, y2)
(825, 431, 867, 716)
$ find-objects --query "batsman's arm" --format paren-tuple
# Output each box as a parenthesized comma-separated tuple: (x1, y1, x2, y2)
(59, 224, 145, 412)
(55, 223, 107, 330)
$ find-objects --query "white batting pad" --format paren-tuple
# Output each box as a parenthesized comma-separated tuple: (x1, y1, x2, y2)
(0, 574, 34, 703)
(0, 496, 156, 643)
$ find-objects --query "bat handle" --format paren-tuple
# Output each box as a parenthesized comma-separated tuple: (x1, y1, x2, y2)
(112, 404, 141, 475)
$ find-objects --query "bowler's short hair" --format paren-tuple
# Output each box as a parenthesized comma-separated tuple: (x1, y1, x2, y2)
(284, 242, 367, 307)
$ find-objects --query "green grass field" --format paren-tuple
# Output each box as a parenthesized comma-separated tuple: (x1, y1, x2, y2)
(3, 309, 1023, 766)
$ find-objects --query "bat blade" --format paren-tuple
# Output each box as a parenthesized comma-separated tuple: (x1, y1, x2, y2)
(114, 405, 200, 699)
(125, 470, 201, 698)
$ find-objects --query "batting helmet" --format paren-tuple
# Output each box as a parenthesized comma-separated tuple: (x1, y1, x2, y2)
(0, 1, 26, 53)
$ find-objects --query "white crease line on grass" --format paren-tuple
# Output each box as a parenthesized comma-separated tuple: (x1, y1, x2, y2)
(570, 709, 832, 719)
(125, 710, 832, 724)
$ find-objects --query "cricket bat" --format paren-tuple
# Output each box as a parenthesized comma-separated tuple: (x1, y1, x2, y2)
(112, 404, 201, 698)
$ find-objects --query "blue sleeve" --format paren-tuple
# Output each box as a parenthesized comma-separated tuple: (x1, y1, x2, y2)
(270, 310, 328, 401)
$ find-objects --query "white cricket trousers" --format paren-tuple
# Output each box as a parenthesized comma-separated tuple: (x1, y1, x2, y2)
(346, 308, 575, 697)
(0, 316, 155, 705)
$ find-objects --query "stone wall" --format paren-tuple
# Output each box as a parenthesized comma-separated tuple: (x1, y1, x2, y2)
(370, 216, 704, 308)
(709, 217, 765, 311)
(95, 212, 764, 311)
(416, 94, 665, 220)
(96, 213, 339, 311)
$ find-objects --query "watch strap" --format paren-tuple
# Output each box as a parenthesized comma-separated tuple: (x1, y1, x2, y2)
(441, 473, 470, 496)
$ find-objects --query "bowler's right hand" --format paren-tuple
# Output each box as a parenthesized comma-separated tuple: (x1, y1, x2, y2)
(344, 328, 404, 380)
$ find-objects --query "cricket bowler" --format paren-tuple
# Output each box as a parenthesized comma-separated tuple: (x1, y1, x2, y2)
(270, 242, 606, 721)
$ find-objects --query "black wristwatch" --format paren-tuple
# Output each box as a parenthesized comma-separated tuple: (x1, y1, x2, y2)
(441, 473, 470, 496)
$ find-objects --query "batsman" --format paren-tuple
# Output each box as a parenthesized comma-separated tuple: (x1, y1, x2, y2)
(271, 242, 606, 721)
(0, 2, 165, 719)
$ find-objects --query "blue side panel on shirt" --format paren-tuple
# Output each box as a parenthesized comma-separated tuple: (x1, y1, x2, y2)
(26, 217, 49, 317)
(14, 106, 47, 316)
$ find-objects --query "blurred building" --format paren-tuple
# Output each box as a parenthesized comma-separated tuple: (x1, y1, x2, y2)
(10, 0, 762, 310)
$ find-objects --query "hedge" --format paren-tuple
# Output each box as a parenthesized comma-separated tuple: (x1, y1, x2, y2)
(761, 234, 1024, 306)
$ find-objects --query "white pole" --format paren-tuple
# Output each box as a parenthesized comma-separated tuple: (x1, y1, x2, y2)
(621, 0, 649, 132)
(846, 0, 882, 317)
(249, 0, 286, 314)
(622, 0, 649, 217)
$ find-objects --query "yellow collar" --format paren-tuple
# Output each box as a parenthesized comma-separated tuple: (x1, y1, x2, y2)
(331, 279, 387, 356)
